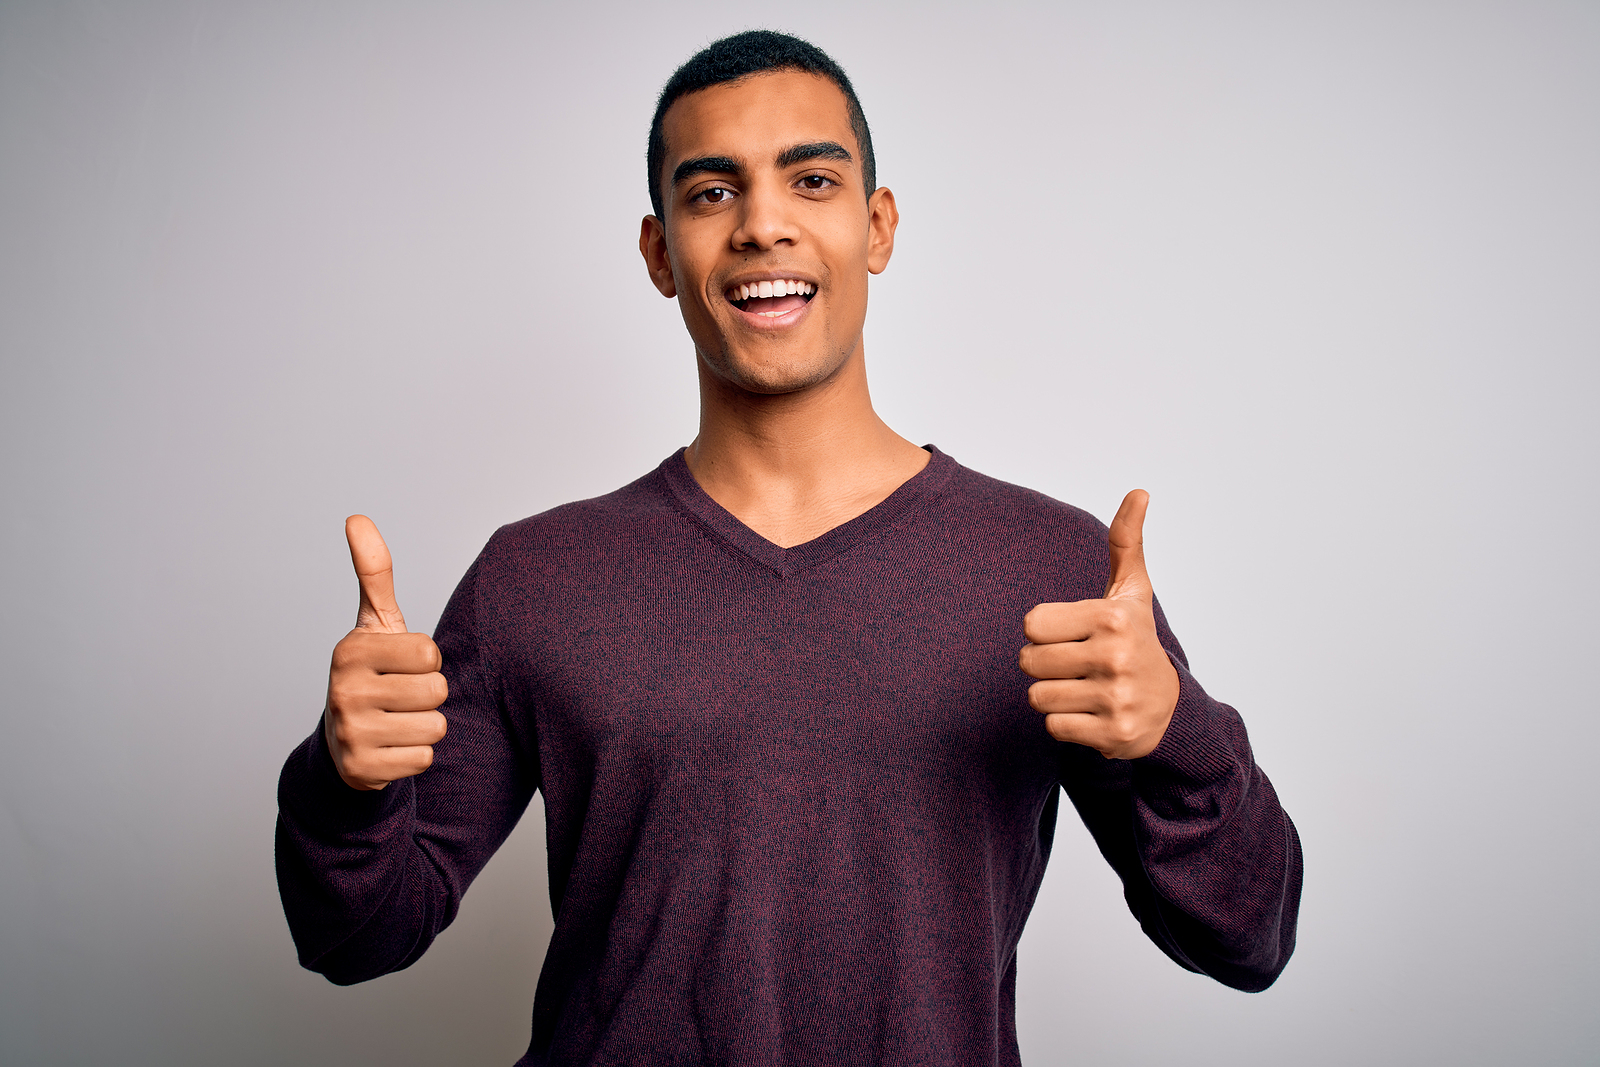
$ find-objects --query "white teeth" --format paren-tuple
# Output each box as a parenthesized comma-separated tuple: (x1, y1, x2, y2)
(726, 280, 815, 303)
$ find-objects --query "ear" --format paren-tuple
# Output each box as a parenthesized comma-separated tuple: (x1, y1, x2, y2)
(866, 187, 898, 275)
(639, 215, 677, 297)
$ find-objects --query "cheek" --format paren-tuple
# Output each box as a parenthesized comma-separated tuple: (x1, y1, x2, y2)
(661, 229, 714, 306)
(671, 266, 727, 344)
(667, 260, 714, 320)
(822, 228, 873, 304)
(828, 263, 870, 318)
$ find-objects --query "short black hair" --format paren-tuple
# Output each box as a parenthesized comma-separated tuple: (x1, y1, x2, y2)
(646, 30, 877, 219)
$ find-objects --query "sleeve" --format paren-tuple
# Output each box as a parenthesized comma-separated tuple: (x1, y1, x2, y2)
(1058, 598, 1303, 992)
(274, 550, 541, 985)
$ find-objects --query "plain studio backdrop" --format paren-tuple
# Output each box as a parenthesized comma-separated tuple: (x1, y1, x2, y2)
(1, 1, 1595, 1064)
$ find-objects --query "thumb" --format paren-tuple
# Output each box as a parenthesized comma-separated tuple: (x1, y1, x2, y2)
(345, 515, 408, 633)
(1104, 489, 1152, 601)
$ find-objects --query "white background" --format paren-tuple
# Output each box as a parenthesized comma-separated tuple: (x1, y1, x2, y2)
(2, 1, 1595, 1063)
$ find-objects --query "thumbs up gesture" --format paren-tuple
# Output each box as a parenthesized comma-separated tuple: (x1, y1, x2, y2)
(1019, 490, 1181, 760)
(322, 516, 449, 791)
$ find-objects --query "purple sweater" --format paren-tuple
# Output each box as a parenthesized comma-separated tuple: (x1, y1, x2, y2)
(276, 448, 1301, 1066)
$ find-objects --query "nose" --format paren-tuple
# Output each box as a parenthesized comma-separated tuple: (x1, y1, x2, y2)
(728, 177, 798, 251)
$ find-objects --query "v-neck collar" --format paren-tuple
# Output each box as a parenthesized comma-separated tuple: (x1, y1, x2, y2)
(658, 445, 957, 579)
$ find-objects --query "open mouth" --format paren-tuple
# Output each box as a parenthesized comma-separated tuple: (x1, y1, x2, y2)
(725, 279, 816, 318)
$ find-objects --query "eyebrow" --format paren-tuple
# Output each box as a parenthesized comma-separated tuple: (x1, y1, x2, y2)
(672, 155, 743, 187)
(774, 140, 853, 169)
(670, 141, 855, 189)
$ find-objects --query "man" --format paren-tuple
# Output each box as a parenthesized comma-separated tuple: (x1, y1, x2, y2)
(277, 30, 1301, 1066)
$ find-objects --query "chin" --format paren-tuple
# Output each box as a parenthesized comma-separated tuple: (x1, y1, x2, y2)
(703, 347, 851, 396)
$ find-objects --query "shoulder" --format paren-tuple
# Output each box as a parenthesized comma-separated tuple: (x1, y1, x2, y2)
(915, 453, 1113, 599)
(938, 454, 1108, 541)
(470, 460, 685, 588)
(947, 462, 1102, 525)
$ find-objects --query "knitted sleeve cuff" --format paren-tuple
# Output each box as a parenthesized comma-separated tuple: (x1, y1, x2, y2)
(277, 718, 414, 836)
(1134, 653, 1241, 789)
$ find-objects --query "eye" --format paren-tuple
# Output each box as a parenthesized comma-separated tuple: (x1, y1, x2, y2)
(798, 174, 836, 191)
(691, 184, 737, 205)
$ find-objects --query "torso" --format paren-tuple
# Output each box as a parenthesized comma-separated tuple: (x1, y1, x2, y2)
(463, 447, 1113, 1066)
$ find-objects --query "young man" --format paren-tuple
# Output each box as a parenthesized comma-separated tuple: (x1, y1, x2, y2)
(277, 31, 1301, 1067)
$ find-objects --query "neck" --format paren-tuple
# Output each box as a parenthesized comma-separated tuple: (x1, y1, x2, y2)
(684, 341, 929, 548)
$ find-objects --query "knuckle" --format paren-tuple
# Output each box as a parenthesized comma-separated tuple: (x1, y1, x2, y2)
(341, 718, 376, 752)
(330, 640, 359, 671)
(340, 677, 378, 710)
(330, 719, 358, 750)
(404, 646, 435, 675)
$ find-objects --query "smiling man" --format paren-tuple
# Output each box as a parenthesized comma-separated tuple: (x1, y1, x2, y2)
(276, 31, 1301, 1067)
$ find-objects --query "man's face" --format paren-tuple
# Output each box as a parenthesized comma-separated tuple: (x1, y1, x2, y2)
(640, 70, 897, 396)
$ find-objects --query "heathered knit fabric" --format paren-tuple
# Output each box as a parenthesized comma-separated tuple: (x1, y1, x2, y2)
(276, 447, 1302, 1066)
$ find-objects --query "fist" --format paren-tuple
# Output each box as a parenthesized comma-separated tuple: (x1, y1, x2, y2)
(1019, 490, 1180, 760)
(323, 516, 448, 791)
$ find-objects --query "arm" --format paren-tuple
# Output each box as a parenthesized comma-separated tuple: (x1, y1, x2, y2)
(275, 529, 538, 984)
(1022, 491, 1301, 990)
(1059, 632, 1302, 991)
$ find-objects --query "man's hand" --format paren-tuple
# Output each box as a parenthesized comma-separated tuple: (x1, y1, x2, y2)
(1018, 490, 1181, 759)
(323, 516, 448, 791)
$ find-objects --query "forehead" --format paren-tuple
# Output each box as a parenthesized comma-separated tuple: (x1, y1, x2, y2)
(661, 69, 858, 165)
